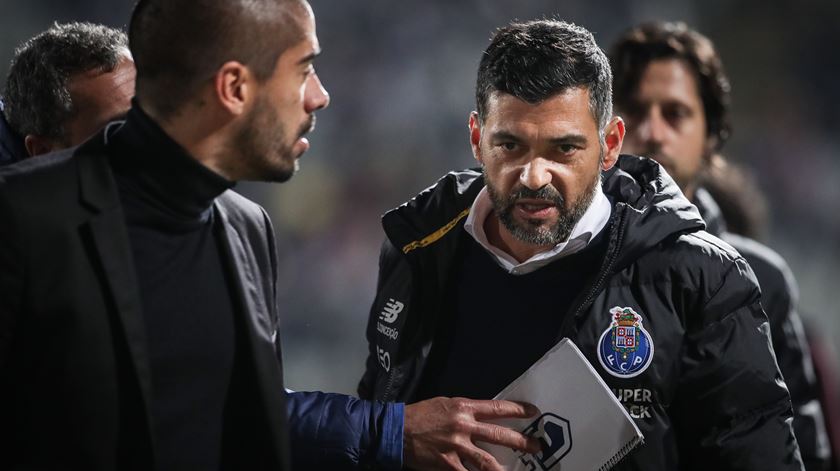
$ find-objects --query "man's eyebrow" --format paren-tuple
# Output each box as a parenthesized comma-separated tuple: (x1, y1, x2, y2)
(488, 131, 523, 142)
(489, 131, 590, 146)
(297, 49, 322, 65)
(548, 134, 589, 146)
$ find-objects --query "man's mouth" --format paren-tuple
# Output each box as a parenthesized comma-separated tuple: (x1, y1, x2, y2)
(293, 117, 316, 156)
(514, 199, 557, 219)
(299, 116, 316, 139)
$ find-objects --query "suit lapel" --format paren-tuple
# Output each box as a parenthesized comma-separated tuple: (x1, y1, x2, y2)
(215, 201, 288, 467)
(76, 144, 157, 453)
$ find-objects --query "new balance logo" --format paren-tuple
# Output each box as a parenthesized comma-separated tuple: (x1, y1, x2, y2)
(376, 346, 391, 372)
(377, 322, 399, 340)
(379, 298, 404, 323)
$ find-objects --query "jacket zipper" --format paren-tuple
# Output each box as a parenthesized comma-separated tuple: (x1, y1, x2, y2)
(382, 368, 396, 401)
(558, 204, 628, 338)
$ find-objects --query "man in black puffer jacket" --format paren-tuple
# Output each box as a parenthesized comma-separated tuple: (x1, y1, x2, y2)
(359, 19, 804, 470)
(611, 21, 830, 469)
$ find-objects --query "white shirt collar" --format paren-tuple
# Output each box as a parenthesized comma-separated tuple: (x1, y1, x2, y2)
(463, 184, 611, 275)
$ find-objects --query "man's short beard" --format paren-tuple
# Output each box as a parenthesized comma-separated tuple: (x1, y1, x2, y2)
(484, 168, 601, 246)
(234, 96, 313, 183)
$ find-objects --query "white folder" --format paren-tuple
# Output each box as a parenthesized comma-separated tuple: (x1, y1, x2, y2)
(477, 338, 644, 471)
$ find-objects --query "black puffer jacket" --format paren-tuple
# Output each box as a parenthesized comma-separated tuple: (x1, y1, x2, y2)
(359, 155, 804, 470)
(695, 188, 830, 470)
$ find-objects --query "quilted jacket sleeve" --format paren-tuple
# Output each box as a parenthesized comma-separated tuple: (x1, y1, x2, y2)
(286, 390, 403, 470)
(672, 256, 805, 470)
(740, 241, 830, 470)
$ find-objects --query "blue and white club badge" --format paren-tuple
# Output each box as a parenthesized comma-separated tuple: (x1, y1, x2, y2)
(598, 307, 654, 378)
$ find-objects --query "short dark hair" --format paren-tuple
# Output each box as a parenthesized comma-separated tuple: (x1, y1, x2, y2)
(129, 0, 307, 118)
(2, 22, 128, 142)
(475, 20, 613, 136)
(609, 21, 732, 149)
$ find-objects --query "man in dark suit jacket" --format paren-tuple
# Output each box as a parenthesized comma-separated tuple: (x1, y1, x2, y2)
(0, 122, 293, 469)
(0, 1, 540, 470)
(0, 0, 332, 467)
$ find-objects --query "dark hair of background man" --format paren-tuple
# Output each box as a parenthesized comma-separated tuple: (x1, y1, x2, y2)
(2, 22, 127, 146)
(474, 20, 613, 135)
(128, 0, 307, 119)
(609, 21, 731, 150)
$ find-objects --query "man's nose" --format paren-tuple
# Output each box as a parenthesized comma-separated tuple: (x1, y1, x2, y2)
(519, 158, 552, 190)
(304, 72, 330, 113)
(635, 108, 666, 144)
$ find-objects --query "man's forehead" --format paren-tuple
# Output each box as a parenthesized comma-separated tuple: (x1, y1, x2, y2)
(486, 88, 591, 110)
(635, 59, 701, 102)
(283, 35, 320, 66)
(283, 6, 319, 61)
(68, 56, 136, 102)
(483, 89, 599, 133)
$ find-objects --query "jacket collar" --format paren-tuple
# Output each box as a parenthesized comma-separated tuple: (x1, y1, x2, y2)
(77, 121, 125, 212)
(693, 186, 726, 237)
(383, 155, 705, 266)
(601, 155, 705, 270)
(214, 199, 289, 468)
(74, 129, 158, 456)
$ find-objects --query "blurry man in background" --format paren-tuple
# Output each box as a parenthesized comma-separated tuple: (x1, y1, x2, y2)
(610, 20, 831, 470)
(1, 22, 135, 161)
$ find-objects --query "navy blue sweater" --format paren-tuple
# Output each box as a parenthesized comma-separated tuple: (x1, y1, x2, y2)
(417, 230, 608, 400)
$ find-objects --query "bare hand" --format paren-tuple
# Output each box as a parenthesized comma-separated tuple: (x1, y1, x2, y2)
(403, 396, 540, 471)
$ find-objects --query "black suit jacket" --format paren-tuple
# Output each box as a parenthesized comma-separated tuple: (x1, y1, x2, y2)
(0, 129, 290, 470)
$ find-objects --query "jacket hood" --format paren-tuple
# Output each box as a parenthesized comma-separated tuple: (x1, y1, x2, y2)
(603, 155, 705, 269)
(382, 155, 705, 265)
(382, 168, 483, 257)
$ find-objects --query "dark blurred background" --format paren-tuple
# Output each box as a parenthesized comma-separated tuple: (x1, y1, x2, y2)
(2, 0, 838, 395)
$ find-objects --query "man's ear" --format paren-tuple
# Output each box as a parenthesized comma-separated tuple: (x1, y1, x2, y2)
(601, 116, 625, 171)
(24, 134, 55, 157)
(213, 61, 252, 116)
(468, 111, 483, 165)
(702, 135, 719, 166)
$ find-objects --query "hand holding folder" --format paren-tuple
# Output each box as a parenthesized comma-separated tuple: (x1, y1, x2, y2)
(475, 338, 644, 471)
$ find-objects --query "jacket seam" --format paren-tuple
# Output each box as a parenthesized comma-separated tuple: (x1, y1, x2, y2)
(700, 258, 743, 313)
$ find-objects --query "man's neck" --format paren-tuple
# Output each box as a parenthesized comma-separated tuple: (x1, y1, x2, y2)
(137, 99, 238, 181)
(483, 211, 555, 263)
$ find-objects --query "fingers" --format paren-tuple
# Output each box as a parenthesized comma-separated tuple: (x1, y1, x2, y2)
(461, 445, 505, 471)
(462, 398, 538, 420)
(403, 397, 541, 471)
(467, 420, 540, 453)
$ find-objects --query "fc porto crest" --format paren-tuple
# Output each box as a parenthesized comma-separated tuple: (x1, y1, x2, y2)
(598, 307, 654, 378)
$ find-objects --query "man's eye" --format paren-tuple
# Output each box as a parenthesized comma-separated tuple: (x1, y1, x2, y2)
(499, 142, 518, 151)
(663, 105, 691, 124)
(559, 144, 578, 154)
